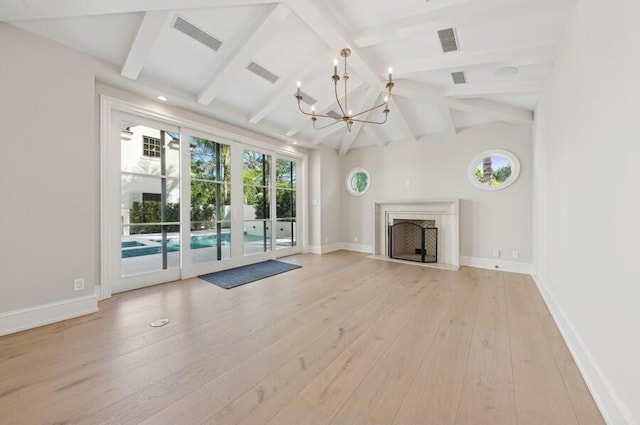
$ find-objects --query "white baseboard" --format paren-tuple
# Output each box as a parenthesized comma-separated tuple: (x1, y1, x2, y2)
(532, 274, 635, 425)
(341, 243, 374, 254)
(0, 295, 99, 337)
(307, 243, 373, 255)
(460, 256, 532, 274)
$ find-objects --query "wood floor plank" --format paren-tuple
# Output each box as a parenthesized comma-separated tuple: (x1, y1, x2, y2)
(504, 272, 580, 425)
(327, 269, 458, 425)
(454, 269, 516, 425)
(0, 252, 605, 425)
(525, 276, 606, 425)
(197, 265, 420, 425)
(391, 268, 482, 425)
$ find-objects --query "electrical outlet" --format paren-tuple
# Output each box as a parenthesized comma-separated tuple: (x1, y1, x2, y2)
(73, 278, 85, 291)
(492, 249, 500, 258)
(324, 237, 328, 243)
(354, 236, 358, 243)
(512, 250, 519, 259)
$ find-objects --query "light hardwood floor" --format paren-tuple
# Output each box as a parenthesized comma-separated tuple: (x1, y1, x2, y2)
(0, 251, 605, 425)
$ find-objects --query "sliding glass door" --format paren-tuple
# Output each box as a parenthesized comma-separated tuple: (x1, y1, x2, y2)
(188, 136, 231, 265)
(243, 150, 272, 256)
(115, 113, 182, 292)
(275, 158, 297, 252)
(106, 106, 303, 295)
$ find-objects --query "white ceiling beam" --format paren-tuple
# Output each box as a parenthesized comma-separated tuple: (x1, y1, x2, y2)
(197, 3, 291, 105)
(394, 44, 557, 79)
(0, 0, 279, 21)
(392, 80, 532, 124)
(361, 126, 386, 147)
(287, 0, 415, 139)
(339, 87, 382, 156)
(439, 106, 457, 136)
(445, 81, 543, 98)
(248, 55, 329, 124)
(286, 0, 381, 86)
(121, 11, 173, 80)
(388, 97, 417, 142)
(312, 123, 344, 145)
(353, 0, 569, 48)
(285, 81, 365, 137)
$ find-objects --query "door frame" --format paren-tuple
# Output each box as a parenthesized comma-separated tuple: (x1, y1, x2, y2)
(100, 95, 307, 300)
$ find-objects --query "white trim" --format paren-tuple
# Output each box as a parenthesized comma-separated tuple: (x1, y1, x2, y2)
(342, 243, 374, 254)
(459, 255, 532, 274)
(532, 274, 636, 425)
(0, 295, 98, 337)
(100, 94, 309, 298)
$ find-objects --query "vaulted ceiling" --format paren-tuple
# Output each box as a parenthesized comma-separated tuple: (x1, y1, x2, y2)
(1, 0, 571, 155)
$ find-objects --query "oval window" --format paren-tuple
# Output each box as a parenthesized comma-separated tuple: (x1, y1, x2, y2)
(345, 167, 371, 196)
(467, 150, 520, 191)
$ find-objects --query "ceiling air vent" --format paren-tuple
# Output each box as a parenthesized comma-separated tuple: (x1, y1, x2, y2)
(437, 27, 459, 53)
(173, 16, 222, 52)
(247, 61, 279, 84)
(451, 71, 466, 84)
(295, 90, 317, 106)
(327, 110, 342, 119)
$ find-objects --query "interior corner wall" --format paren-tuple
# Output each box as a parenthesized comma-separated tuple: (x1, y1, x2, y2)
(0, 24, 98, 313)
(532, 2, 640, 424)
(340, 122, 533, 266)
(319, 147, 343, 250)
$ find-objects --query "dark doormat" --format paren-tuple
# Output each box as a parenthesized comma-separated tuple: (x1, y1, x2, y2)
(198, 260, 302, 289)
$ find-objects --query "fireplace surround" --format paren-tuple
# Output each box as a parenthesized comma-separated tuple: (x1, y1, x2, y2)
(373, 199, 459, 270)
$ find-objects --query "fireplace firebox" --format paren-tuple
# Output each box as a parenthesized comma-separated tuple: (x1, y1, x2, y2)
(388, 221, 438, 263)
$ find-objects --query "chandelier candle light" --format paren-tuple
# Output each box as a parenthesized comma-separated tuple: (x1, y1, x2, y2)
(296, 48, 394, 132)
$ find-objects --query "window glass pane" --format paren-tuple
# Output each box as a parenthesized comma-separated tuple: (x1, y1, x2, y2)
(276, 159, 296, 188)
(474, 155, 513, 186)
(244, 220, 271, 255)
(276, 188, 296, 219)
(121, 175, 180, 226)
(190, 137, 230, 182)
(121, 225, 180, 276)
(243, 187, 270, 219)
(276, 219, 296, 249)
(190, 182, 231, 223)
(190, 224, 231, 264)
(120, 125, 180, 178)
(243, 150, 271, 186)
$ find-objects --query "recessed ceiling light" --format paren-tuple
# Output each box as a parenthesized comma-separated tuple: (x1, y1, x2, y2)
(292, 141, 298, 145)
(495, 66, 519, 77)
(157, 95, 168, 101)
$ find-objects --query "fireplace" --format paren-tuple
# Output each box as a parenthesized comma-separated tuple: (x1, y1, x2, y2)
(373, 199, 459, 270)
(388, 220, 437, 263)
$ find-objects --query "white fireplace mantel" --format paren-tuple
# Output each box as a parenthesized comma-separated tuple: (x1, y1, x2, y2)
(372, 199, 460, 270)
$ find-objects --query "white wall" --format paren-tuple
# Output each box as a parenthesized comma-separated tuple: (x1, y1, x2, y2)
(0, 24, 98, 315)
(0, 24, 310, 333)
(341, 122, 533, 267)
(533, 2, 640, 424)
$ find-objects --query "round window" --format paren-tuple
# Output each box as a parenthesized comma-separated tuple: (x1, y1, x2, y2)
(345, 167, 371, 196)
(467, 150, 520, 191)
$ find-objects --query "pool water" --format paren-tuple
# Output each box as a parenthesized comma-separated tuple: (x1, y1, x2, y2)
(121, 233, 231, 258)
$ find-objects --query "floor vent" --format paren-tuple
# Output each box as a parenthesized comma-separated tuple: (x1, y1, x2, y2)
(451, 71, 466, 84)
(247, 61, 279, 84)
(172, 16, 222, 52)
(438, 27, 459, 53)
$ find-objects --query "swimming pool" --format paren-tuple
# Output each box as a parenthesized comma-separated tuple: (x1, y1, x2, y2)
(121, 233, 231, 258)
